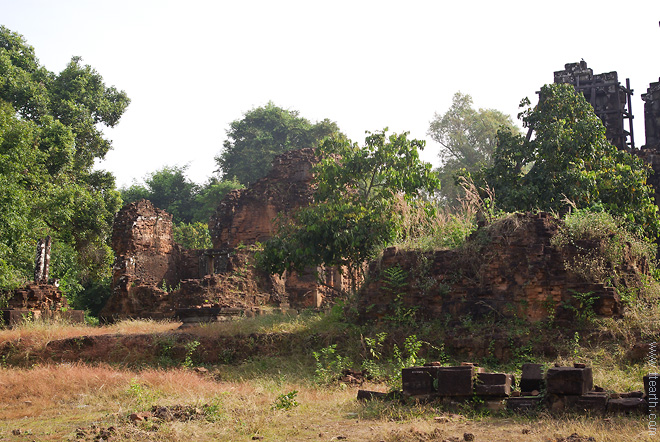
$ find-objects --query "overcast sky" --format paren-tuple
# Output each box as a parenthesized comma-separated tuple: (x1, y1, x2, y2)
(2, 0, 659, 187)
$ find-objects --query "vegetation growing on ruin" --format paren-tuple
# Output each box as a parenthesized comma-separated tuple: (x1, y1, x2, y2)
(257, 129, 440, 282)
(476, 83, 660, 241)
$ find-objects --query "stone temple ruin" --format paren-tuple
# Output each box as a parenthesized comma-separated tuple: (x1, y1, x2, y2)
(553, 61, 635, 149)
(1, 236, 84, 327)
(99, 148, 350, 323)
(93, 61, 660, 327)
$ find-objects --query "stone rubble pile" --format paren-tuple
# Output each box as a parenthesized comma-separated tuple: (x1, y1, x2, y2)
(359, 361, 653, 415)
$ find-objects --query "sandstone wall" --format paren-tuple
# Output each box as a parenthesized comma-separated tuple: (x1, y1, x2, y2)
(554, 61, 632, 149)
(358, 213, 632, 323)
(642, 78, 660, 148)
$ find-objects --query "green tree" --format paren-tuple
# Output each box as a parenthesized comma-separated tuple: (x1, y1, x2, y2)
(172, 222, 212, 249)
(120, 167, 243, 224)
(258, 129, 440, 286)
(0, 26, 127, 297)
(428, 92, 520, 206)
(192, 176, 243, 222)
(216, 102, 341, 185)
(479, 83, 659, 240)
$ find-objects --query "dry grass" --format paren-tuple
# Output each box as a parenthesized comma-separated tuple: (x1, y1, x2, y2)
(0, 318, 179, 349)
(0, 363, 652, 442)
(0, 313, 655, 441)
(187, 309, 333, 338)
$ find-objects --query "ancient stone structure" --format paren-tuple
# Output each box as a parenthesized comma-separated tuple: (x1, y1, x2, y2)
(1, 283, 83, 327)
(209, 147, 350, 308)
(358, 212, 638, 323)
(1, 235, 84, 327)
(33, 236, 51, 284)
(371, 361, 649, 415)
(209, 148, 318, 248)
(643, 78, 660, 149)
(633, 77, 660, 213)
(554, 61, 635, 149)
(102, 148, 353, 321)
(100, 199, 277, 321)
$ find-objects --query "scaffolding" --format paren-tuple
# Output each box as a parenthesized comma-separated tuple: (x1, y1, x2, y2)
(554, 61, 635, 150)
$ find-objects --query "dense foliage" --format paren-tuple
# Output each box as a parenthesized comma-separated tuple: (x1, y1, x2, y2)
(216, 102, 341, 185)
(428, 92, 520, 206)
(477, 83, 659, 240)
(120, 166, 243, 225)
(258, 130, 440, 284)
(0, 26, 129, 301)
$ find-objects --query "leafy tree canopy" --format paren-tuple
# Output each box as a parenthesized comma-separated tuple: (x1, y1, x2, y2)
(258, 129, 440, 283)
(0, 26, 128, 297)
(120, 166, 244, 224)
(428, 92, 520, 206)
(216, 101, 341, 185)
(477, 83, 659, 240)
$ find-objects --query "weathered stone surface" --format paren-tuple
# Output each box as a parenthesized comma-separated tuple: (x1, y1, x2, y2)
(207, 148, 350, 309)
(606, 397, 646, 414)
(357, 390, 386, 401)
(435, 366, 475, 397)
(474, 373, 514, 396)
(1, 282, 84, 328)
(209, 148, 318, 249)
(5, 284, 67, 311)
(546, 366, 593, 396)
(546, 394, 581, 412)
(100, 200, 277, 320)
(402, 367, 435, 396)
(359, 213, 630, 324)
(506, 396, 542, 412)
(575, 392, 608, 414)
(520, 363, 545, 393)
(643, 78, 660, 148)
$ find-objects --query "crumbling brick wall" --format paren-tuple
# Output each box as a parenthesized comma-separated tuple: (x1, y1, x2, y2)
(209, 148, 318, 248)
(358, 212, 630, 323)
(208, 148, 348, 309)
(100, 199, 280, 321)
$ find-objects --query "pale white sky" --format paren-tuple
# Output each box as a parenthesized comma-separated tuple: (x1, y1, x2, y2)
(2, 0, 659, 187)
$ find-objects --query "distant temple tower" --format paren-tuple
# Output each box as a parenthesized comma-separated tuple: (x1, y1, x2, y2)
(642, 78, 660, 149)
(554, 61, 635, 150)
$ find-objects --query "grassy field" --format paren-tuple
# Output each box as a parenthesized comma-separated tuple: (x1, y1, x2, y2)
(0, 313, 655, 442)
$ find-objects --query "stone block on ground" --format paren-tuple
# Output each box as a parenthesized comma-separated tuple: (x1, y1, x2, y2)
(519, 363, 544, 393)
(575, 392, 608, 414)
(357, 390, 400, 401)
(546, 394, 580, 412)
(435, 366, 475, 397)
(402, 367, 435, 396)
(607, 397, 647, 414)
(546, 366, 593, 395)
(506, 396, 542, 412)
(474, 372, 515, 396)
